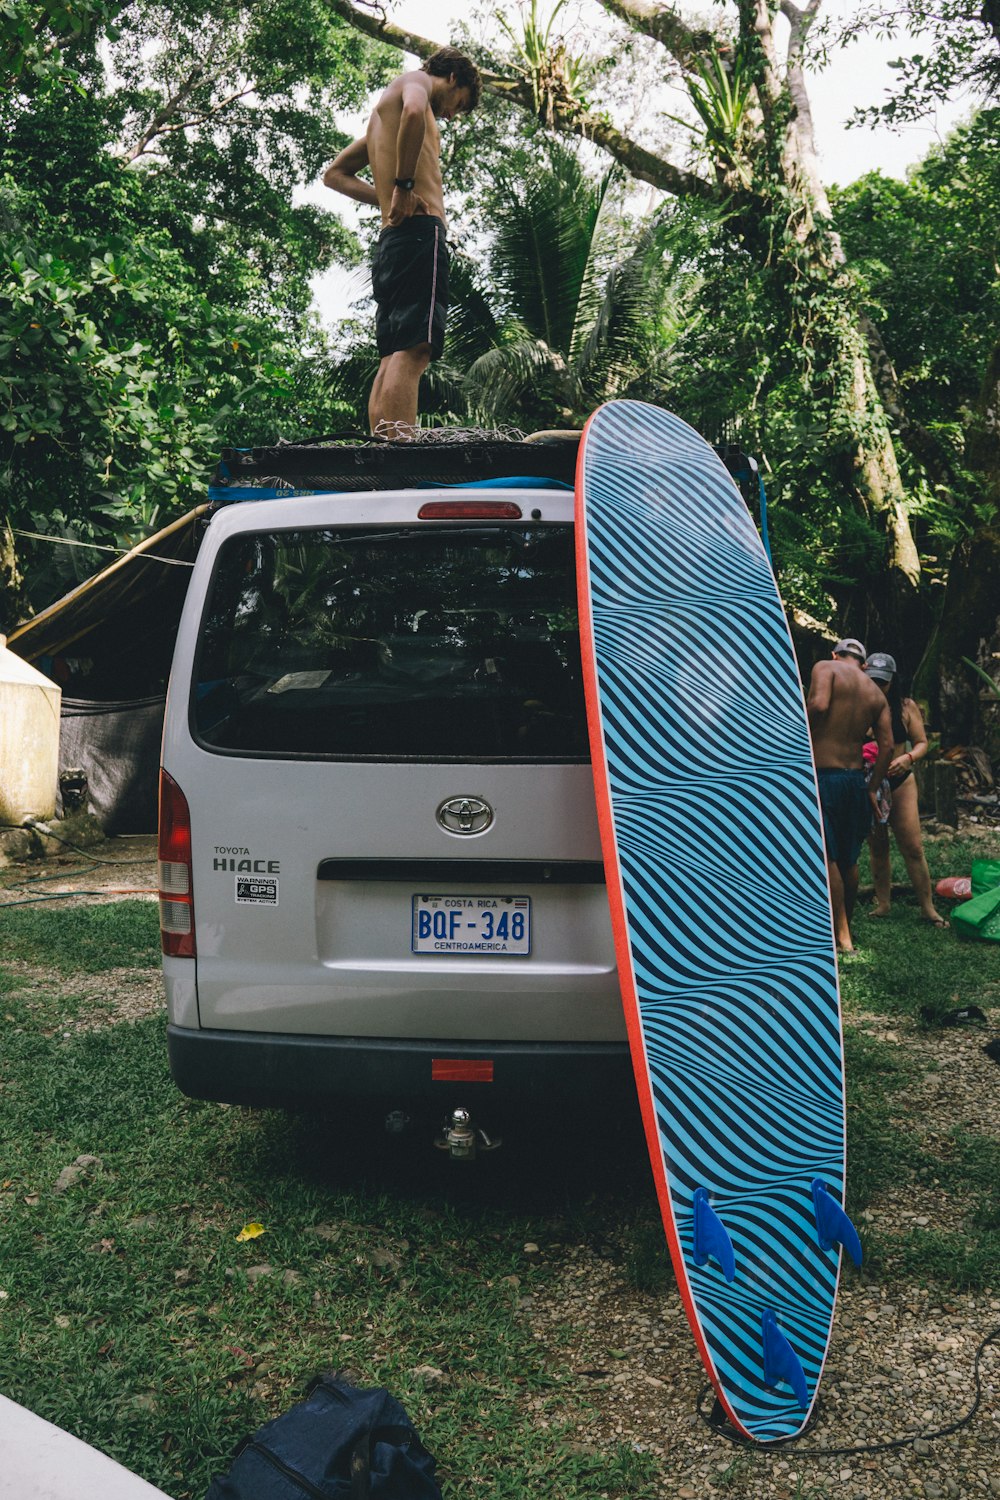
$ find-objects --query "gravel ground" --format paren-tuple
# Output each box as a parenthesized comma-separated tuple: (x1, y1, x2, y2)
(524, 1244, 1000, 1498)
(3, 831, 998, 1497)
(516, 1004, 1000, 1498)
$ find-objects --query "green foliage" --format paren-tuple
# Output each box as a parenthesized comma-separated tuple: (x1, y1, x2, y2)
(460, 141, 664, 424)
(668, 49, 756, 188)
(638, 193, 888, 618)
(0, 0, 391, 615)
(102, 0, 388, 317)
(495, 0, 585, 123)
(0, 0, 122, 85)
(834, 110, 1000, 542)
(462, 140, 683, 427)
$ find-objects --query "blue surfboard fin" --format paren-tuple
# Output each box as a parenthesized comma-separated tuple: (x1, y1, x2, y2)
(811, 1179, 863, 1266)
(692, 1188, 736, 1282)
(761, 1309, 809, 1410)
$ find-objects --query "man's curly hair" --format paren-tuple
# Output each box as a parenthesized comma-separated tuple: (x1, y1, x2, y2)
(422, 47, 481, 112)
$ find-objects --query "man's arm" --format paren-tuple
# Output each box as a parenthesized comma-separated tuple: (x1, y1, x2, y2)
(323, 137, 378, 207)
(806, 659, 833, 729)
(388, 78, 432, 225)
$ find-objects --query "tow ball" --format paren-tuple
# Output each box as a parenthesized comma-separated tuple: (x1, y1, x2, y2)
(434, 1107, 502, 1162)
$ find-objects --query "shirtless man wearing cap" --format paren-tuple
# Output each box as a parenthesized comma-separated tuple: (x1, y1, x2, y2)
(807, 640, 893, 953)
(324, 48, 480, 433)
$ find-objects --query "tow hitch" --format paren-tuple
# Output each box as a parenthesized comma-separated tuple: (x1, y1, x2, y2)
(434, 1107, 502, 1162)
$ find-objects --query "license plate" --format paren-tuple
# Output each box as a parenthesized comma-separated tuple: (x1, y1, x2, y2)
(411, 895, 531, 955)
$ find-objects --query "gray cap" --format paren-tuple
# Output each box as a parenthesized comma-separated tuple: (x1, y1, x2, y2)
(833, 638, 866, 662)
(865, 652, 896, 682)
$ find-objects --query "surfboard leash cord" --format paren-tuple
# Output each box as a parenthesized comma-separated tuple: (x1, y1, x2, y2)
(696, 1323, 1000, 1455)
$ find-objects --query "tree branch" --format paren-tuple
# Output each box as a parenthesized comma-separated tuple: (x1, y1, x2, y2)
(595, 0, 719, 68)
(324, 0, 719, 202)
(123, 65, 207, 163)
(123, 84, 259, 163)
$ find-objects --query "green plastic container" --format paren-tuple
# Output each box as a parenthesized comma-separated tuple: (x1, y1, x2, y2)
(971, 859, 1000, 896)
(952, 883, 1000, 943)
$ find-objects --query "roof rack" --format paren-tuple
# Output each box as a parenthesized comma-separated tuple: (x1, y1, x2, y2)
(212, 434, 579, 498)
(210, 430, 761, 507)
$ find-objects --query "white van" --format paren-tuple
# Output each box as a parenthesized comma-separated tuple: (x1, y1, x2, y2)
(159, 441, 631, 1136)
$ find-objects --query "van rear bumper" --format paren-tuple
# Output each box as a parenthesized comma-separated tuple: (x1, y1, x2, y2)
(167, 1025, 632, 1108)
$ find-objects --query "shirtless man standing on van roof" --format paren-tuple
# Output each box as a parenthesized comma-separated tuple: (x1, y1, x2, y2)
(323, 48, 481, 433)
(807, 639, 893, 954)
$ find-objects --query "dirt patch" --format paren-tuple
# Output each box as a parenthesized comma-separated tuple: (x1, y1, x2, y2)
(525, 1247, 999, 1497)
(0, 833, 159, 910)
(2, 959, 165, 1030)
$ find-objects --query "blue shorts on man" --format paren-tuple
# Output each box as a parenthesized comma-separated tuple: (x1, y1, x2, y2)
(816, 768, 869, 871)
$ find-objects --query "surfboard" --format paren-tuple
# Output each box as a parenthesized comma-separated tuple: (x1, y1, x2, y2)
(575, 400, 860, 1443)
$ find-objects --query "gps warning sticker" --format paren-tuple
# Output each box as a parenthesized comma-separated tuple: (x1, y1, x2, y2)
(236, 876, 278, 906)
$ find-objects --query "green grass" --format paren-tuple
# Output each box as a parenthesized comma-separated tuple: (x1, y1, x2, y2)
(2, 858, 999, 1490)
(839, 829, 1000, 1285)
(0, 902, 659, 1498)
(842, 834, 1000, 1025)
(842, 1026, 927, 1219)
(0, 899, 160, 972)
(862, 1129, 1000, 1290)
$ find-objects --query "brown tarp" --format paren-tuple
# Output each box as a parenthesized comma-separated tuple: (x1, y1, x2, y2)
(8, 506, 208, 668)
(8, 507, 209, 833)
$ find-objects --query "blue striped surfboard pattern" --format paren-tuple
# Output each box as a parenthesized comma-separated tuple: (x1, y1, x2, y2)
(576, 400, 848, 1442)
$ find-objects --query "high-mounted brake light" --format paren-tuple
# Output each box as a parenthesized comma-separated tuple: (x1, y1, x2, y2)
(158, 768, 195, 958)
(417, 500, 523, 520)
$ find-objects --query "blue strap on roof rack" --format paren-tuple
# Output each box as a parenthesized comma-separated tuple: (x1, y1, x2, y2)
(208, 476, 574, 503)
(208, 484, 327, 503)
(424, 476, 574, 491)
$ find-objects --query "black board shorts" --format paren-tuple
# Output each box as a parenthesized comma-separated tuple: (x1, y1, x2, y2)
(372, 215, 449, 360)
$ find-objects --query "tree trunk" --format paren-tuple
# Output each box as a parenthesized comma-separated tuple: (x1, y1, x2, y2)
(777, 0, 922, 625)
(0, 520, 27, 634)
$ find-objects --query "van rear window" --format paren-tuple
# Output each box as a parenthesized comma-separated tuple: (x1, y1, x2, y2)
(192, 525, 588, 760)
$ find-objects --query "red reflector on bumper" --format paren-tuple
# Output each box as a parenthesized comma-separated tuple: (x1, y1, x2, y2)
(432, 1059, 495, 1083)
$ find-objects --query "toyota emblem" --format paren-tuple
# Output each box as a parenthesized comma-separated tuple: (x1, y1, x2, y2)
(436, 796, 493, 836)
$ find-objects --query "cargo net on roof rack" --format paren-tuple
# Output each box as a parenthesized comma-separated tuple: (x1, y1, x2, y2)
(210, 427, 581, 499)
(372, 421, 528, 443)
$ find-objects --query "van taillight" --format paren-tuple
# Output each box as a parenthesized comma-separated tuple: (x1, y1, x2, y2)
(158, 769, 195, 958)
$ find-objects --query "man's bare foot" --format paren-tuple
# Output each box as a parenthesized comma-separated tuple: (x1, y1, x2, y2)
(869, 905, 891, 918)
(920, 913, 949, 928)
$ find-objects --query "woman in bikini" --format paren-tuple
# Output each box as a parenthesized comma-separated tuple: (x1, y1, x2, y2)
(864, 653, 947, 927)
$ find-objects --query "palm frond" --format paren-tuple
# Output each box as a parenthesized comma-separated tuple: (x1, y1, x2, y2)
(463, 330, 579, 420)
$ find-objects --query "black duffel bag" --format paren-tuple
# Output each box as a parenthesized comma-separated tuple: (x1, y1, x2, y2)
(206, 1374, 443, 1499)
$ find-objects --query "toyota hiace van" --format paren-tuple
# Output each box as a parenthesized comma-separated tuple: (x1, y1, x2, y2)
(159, 439, 630, 1131)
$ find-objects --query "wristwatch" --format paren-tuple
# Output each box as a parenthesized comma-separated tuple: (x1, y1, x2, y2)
(394, 177, 416, 191)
